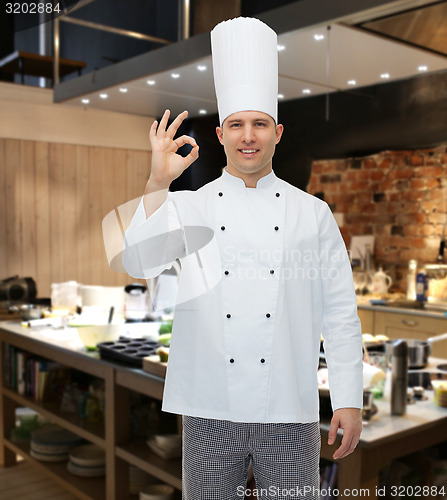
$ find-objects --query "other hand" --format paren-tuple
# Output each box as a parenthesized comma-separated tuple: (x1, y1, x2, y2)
(328, 407, 362, 460)
(149, 109, 199, 187)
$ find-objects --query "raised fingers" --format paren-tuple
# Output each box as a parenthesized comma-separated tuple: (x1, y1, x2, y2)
(166, 110, 188, 139)
(157, 109, 171, 137)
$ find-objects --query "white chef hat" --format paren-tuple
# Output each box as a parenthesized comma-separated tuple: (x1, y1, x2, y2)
(211, 17, 278, 125)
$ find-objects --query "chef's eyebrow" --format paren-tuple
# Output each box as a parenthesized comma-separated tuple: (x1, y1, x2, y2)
(226, 117, 270, 124)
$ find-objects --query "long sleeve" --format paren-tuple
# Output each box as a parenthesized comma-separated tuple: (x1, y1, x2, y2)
(318, 202, 363, 411)
(122, 193, 186, 279)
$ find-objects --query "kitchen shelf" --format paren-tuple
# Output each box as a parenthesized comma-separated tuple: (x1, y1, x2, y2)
(0, 321, 178, 499)
(4, 438, 105, 500)
(3, 387, 105, 446)
(116, 441, 182, 490)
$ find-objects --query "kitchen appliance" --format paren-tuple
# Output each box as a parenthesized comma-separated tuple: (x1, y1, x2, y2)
(124, 283, 150, 321)
(0, 276, 36, 303)
(80, 285, 124, 318)
(385, 333, 447, 369)
(423, 264, 447, 311)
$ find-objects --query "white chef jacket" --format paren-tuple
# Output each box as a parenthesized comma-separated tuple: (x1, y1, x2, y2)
(123, 169, 363, 423)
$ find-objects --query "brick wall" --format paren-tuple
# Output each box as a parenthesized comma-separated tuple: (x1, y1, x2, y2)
(307, 145, 447, 291)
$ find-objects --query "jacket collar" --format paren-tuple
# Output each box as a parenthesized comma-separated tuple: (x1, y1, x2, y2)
(221, 168, 277, 190)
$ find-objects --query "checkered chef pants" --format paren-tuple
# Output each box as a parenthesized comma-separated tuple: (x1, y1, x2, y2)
(182, 416, 321, 500)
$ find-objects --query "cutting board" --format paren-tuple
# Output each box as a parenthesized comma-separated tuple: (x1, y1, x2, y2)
(143, 355, 167, 378)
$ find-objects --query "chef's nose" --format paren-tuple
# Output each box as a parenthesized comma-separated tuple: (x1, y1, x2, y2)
(241, 125, 255, 143)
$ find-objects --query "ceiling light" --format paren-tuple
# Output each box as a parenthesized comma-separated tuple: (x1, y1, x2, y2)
(347, 80, 357, 86)
(147, 80, 156, 85)
(171, 73, 180, 79)
(99, 93, 108, 99)
(277, 44, 285, 51)
(199, 109, 207, 115)
(81, 98, 90, 104)
(418, 65, 428, 72)
(313, 34, 325, 41)
(119, 88, 128, 93)
(197, 65, 207, 71)
(380, 73, 390, 79)
(302, 89, 311, 94)
(278, 93, 284, 99)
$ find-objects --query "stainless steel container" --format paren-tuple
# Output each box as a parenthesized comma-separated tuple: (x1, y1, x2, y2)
(391, 340, 408, 416)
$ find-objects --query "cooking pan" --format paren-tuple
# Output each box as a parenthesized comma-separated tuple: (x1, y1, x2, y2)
(385, 332, 447, 369)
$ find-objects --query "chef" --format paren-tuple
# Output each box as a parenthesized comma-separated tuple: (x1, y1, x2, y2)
(121, 16, 363, 500)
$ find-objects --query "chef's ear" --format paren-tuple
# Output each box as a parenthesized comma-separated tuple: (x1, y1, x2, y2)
(275, 123, 284, 145)
(216, 126, 224, 145)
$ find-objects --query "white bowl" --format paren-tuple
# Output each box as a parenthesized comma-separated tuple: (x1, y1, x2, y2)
(139, 483, 175, 500)
(69, 444, 105, 467)
(154, 434, 182, 450)
(74, 324, 123, 349)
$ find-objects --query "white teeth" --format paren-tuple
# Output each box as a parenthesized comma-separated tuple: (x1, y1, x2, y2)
(241, 149, 257, 153)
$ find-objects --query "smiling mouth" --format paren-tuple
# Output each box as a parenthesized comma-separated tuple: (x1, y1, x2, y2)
(239, 149, 259, 155)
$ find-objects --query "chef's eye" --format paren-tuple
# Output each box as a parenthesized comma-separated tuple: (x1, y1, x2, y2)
(255, 122, 266, 127)
(230, 123, 240, 128)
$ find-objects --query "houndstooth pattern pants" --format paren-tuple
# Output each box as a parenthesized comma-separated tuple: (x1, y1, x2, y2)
(182, 416, 321, 500)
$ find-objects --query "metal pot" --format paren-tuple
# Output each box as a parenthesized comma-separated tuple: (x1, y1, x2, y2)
(385, 332, 447, 369)
(16, 304, 43, 321)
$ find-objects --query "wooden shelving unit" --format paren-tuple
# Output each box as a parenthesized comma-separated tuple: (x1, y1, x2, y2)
(4, 438, 105, 500)
(0, 322, 181, 500)
(3, 388, 105, 445)
(116, 441, 182, 490)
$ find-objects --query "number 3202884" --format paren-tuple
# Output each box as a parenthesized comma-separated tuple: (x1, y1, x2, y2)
(6, 3, 61, 14)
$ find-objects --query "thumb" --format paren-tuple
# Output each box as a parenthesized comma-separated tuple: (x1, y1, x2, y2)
(328, 415, 339, 445)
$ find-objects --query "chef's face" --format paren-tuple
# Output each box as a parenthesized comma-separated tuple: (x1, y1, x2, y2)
(216, 111, 284, 185)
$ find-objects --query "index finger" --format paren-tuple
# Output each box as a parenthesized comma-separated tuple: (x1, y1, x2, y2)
(166, 110, 189, 139)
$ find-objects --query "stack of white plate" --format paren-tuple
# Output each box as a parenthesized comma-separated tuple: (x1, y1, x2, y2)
(67, 444, 106, 477)
(139, 483, 175, 500)
(30, 424, 83, 462)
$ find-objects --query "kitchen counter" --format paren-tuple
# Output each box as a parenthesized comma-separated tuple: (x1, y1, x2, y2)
(320, 358, 447, 498)
(356, 300, 447, 358)
(357, 301, 447, 319)
(2, 321, 447, 499)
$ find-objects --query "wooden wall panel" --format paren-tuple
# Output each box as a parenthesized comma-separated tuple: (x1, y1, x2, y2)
(0, 138, 150, 298)
(5, 140, 20, 277)
(35, 142, 51, 296)
(0, 140, 6, 280)
(75, 145, 91, 287)
(20, 141, 37, 281)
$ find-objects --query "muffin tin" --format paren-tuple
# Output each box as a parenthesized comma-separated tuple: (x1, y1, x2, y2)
(97, 337, 162, 367)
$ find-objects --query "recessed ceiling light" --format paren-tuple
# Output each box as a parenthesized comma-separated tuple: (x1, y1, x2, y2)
(197, 65, 207, 71)
(347, 80, 357, 86)
(81, 98, 90, 104)
(380, 73, 390, 79)
(418, 65, 428, 72)
(99, 93, 108, 99)
(199, 109, 207, 115)
(278, 93, 284, 99)
(277, 44, 285, 51)
(147, 80, 156, 85)
(119, 88, 128, 93)
(171, 73, 180, 79)
(314, 34, 325, 41)
(302, 89, 311, 94)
